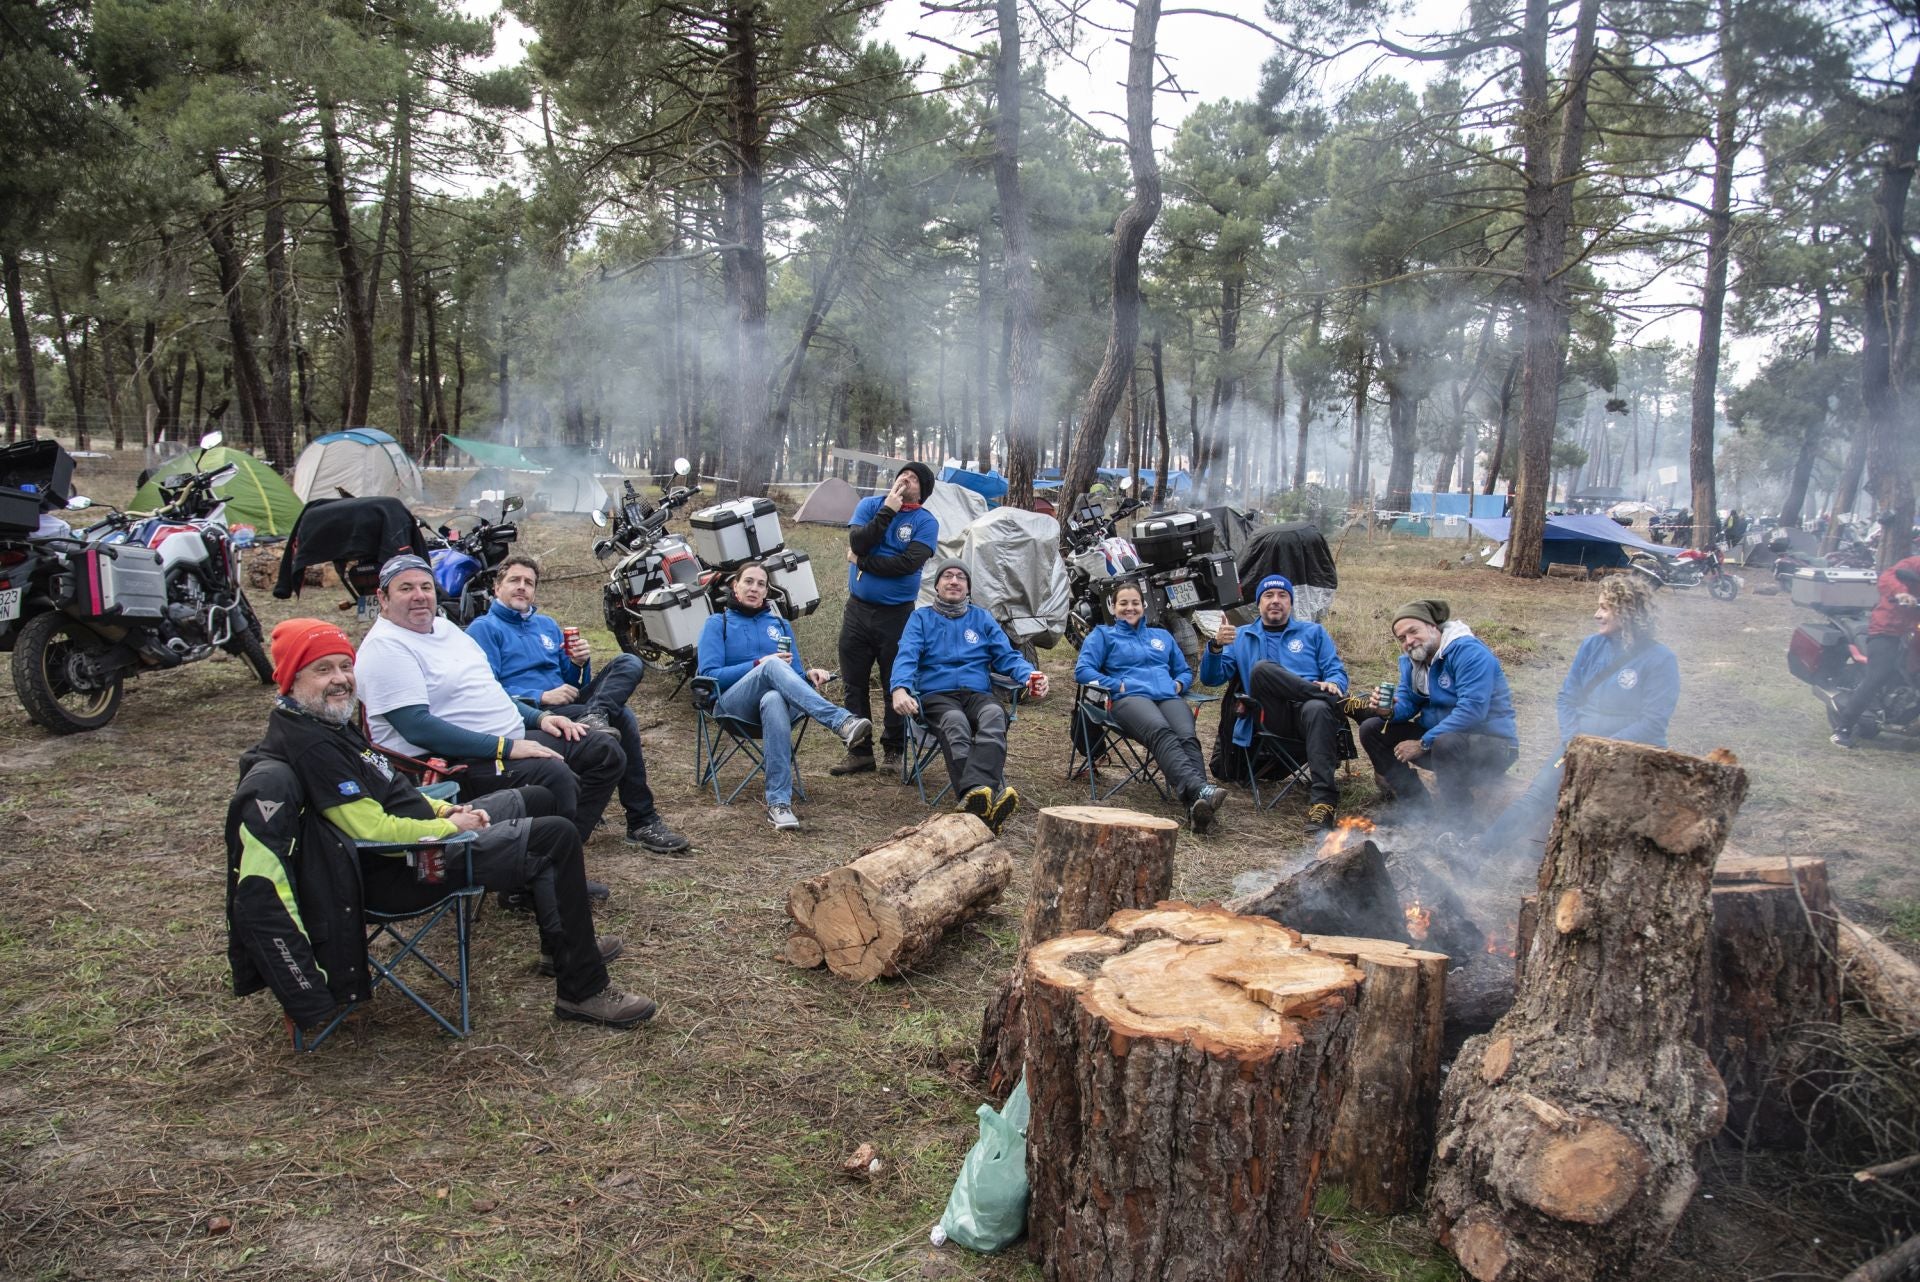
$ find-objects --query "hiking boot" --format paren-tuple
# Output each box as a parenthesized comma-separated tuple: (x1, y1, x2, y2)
(538, 935, 626, 978)
(986, 786, 1020, 834)
(577, 709, 620, 737)
(502, 879, 609, 913)
(958, 786, 995, 824)
(1831, 729, 1855, 750)
(1306, 802, 1338, 833)
(882, 744, 904, 771)
(829, 749, 876, 776)
(767, 804, 801, 830)
(836, 716, 873, 751)
(627, 817, 691, 855)
(554, 984, 659, 1029)
(1189, 785, 1227, 832)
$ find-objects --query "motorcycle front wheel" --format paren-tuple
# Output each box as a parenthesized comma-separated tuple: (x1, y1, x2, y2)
(1708, 573, 1739, 602)
(224, 595, 274, 683)
(11, 612, 125, 734)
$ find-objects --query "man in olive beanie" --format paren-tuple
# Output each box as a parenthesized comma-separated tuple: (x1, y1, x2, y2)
(1358, 598, 1518, 822)
(834, 462, 941, 775)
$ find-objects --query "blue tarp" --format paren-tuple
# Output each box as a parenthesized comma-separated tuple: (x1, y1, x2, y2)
(1031, 468, 1191, 493)
(1467, 514, 1672, 574)
(940, 467, 1010, 503)
(1409, 492, 1508, 518)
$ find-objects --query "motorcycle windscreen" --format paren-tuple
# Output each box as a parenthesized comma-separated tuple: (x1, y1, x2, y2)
(431, 547, 481, 597)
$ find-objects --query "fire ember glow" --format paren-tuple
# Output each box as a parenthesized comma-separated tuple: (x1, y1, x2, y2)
(1403, 901, 1432, 941)
(1316, 815, 1377, 859)
(1484, 931, 1518, 959)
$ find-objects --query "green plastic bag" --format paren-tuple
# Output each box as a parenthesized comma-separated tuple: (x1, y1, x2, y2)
(936, 1076, 1031, 1252)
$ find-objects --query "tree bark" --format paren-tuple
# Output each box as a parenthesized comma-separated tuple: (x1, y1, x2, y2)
(1429, 738, 1745, 1282)
(260, 139, 296, 467)
(392, 89, 418, 455)
(1836, 911, 1920, 1036)
(1058, 0, 1162, 518)
(1861, 54, 1920, 568)
(994, 0, 1042, 508)
(725, 1, 774, 499)
(1, 248, 41, 437)
(1687, 5, 1738, 548)
(977, 807, 1179, 1097)
(200, 185, 271, 449)
(1150, 333, 1171, 504)
(320, 106, 375, 428)
(1306, 933, 1449, 1212)
(785, 814, 1011, 982)
(1024, 904, 1362, 1281)
(41, 260, 88, 448)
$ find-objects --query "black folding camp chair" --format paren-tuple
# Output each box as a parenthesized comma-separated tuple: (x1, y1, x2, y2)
(1069, 684, 1222, 809)
(691, 674, 833, 806)
(900, 674, 1025, 807)
(1234, 692, 1359, 812)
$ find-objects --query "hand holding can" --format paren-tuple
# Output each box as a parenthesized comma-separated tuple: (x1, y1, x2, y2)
(1374, 681, 1394, 712)
(562, 625, 588, 662)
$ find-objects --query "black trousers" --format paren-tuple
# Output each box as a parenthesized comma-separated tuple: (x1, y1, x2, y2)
(922, 689, 1010, 796)
(1108, 695, 1208, 804)
(838, 596, 915, 752)
(450, 730, 624, 844)
(554, 653, 659, 827)
(1836, 633, 1905, 733)
(357, 788, 609, 1003)
(1246, 660, 1342, 808)
(1359, 717, 1517, 814)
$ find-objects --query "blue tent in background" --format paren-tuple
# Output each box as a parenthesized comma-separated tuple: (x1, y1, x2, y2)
(940, 466, 1010, 504)
(1466, 514, 1671, 575)
(1030, 467, 1192, 494)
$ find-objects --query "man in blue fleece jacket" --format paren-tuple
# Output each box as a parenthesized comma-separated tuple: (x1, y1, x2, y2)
(1198, 573, 1351, 832)
(1358, 598, 1518, 821)
(889, 560, 1049, 832)
(466, 555, 688, 855)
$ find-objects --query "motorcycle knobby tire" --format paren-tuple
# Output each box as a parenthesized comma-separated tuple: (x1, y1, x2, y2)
(11, 611, 125, 734)
(1708, 573, 1739, 601)
(225, 596, 274, 683)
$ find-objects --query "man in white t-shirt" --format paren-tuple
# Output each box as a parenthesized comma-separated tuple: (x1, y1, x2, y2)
(354, 555, 626, 848)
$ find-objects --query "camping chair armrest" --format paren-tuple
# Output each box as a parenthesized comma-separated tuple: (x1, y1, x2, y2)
(691, 675, 720, 709)
(354, 831, 479, 855)
(369, 742, 468, 786)
(419, 780, 461, 803)
(1077, 682, 1115, 709)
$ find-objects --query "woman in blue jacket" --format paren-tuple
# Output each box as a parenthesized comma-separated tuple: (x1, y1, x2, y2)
(1074, 581, 1229, 830)
(696, 562, 873, 831)
(1480, 576, 1680, 863)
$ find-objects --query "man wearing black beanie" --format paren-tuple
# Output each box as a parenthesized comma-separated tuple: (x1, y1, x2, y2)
(833, 462, 942, 775)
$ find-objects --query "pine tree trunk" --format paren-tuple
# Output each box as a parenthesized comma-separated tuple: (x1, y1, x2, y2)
(261, 139, 296, 467)
(320, 106, 375, 428)
(393, 90, 418, 455)
(1, 247, 41, 437)
(1429, 739, 1746, 1282)
(1024, 904, 1361, 1281)
(994, 0, 1040, 507)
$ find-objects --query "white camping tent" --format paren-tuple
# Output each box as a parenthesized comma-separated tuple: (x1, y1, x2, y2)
(292, 428, 425, 502)
(533, 467, 610, 514)
(916, 484, 991, 604)
(795, 477, 863, 524)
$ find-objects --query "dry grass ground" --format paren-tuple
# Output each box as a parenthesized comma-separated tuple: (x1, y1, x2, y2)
(0, 453, 1913, 1280)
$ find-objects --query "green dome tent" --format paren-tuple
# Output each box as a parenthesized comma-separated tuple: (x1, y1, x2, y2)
(133, 445, 303, 536)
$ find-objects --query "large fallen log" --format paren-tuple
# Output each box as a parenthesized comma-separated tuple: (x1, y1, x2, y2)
(785, 813, 1011, 982)
(1024, 904, 1361, 1282)
(976, 806, 1178, 1098)
(1836, 912, 1920, 1037)
(1428, 738, 1746, 1282)
(1306, 933, 1449, 1213)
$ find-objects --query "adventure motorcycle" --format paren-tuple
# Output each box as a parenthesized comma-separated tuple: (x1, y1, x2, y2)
(591, 459, 712, 686)
(1061, 483, 1239, 669)
(430, 497, 521, 626)
(1628, 544, 1740, 601)
(1789, 611, 1920, 741)
(3, 432, 273, 734)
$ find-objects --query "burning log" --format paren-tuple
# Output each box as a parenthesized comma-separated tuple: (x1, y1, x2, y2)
(1023, 904, 1361, 1282)
(1428, 738, 1747, 1282)
(1305, 933, 1449, 1213)
(976, 806, 1179, 1098)
(785, 813, 1011, 982)
(1225, 820, 1411, 943)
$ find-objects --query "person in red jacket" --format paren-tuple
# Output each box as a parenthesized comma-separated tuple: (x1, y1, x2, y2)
(1830, 554, 1920, 748)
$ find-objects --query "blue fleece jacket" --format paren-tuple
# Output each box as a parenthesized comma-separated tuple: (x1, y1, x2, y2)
(890, 604, 1035, 695)
(1390, 631, 1518, 749)
(847, 496, 941, 605)
(1074, 618, 1192, 700)
(1199, 617, 1349, 694)
(1555, 633, 1680, 748)
(696, 605, 806, 691)
(466, 600, 583, 702)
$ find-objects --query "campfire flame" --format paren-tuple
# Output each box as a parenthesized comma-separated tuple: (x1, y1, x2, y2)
(1316, 815, 1377, 859)
(1484, 931, 1519, 959)
(1403, 901, 1432, 942)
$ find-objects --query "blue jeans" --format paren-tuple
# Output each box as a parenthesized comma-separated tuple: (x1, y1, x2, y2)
(716, 659, 850, 806)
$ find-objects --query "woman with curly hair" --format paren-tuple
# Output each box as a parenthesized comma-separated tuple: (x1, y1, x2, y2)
(1478, 576, 1680, 864)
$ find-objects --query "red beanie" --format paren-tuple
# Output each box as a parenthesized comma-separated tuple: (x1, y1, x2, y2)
(270, 618, 356, 694)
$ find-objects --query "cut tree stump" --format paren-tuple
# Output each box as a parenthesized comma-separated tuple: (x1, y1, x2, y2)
(1024, 904, 1362, 1282)
(785, 813, 1011, 982)
(1428, 737, 1747, 1282)
(1305, 934, 1449, 1213)
(976, 806, 1178, 1098)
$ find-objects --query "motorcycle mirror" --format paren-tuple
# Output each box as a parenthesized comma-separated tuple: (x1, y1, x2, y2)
(673, 457, 692, 477)
(504, 495, 524, 514)
(65, 496, 92, 510)
(1118, 477, 1134, 492)
(199, 430, 223, 451)
(590, 508, 609, 529)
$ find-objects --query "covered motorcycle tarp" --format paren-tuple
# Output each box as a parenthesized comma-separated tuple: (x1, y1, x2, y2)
(274, 496, 433, 599)
(956, 508, 1072, 648)
(1204, 505, 1263, 558)
(1233, 522, 1338, 622)
(915, 484, 991, 603)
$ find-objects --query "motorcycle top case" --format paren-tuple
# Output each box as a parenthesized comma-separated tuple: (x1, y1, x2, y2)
(1131, 510, 1215, 568)
(762, 548, 820, 618)
(1788, 567, 1879, 612)
(634, 583, 712, 653)
(1788, 620, 1849, 684)
(66, 544, 168, 620)
(689, 498, 784, 568)
(0, 439, 78, 533)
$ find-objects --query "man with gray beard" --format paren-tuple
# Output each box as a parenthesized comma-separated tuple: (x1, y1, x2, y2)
(239, 618, 657, 1029)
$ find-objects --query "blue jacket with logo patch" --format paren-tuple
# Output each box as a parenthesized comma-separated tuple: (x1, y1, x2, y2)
(1555, 633, 1679, 748)
(1074, 618, 1192, 700)
(1198, 616, 1348, 748)
(846, 496, 941, 605)
(890, 603, 1035, 695)
(466, 600, 580, 702)
(696, 605, 806, 691)
(1391, 630, 1518, 749)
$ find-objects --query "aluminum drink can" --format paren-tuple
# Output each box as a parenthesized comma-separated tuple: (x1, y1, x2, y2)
(1375, 681, 1394, 708)
(776, 633, 792, 658)
(562, 625, 581, 655)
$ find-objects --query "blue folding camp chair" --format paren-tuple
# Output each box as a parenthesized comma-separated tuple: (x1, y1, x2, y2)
(293, 833, 482, 1051)
(691, 674, 834, 806)
(900, 674, 1025, 807)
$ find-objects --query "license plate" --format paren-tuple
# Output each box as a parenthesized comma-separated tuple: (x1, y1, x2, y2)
(1165, 581, 1200, 610)
(0, 587, 19, 622)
